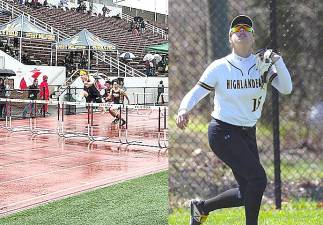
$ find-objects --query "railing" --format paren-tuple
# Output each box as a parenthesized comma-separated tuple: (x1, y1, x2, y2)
(121, 13, 168, 40)
(0, 0, 147, 77)
(96, 51, 147, 77)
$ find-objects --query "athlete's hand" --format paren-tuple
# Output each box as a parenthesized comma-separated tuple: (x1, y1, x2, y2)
(255, 49, 280, 76)
(176, 110, 190, 130)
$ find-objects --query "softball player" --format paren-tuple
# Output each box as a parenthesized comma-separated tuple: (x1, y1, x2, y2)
(176, 15, 292, 225)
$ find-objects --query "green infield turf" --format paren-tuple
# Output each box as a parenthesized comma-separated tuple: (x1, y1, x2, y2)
(0, 171, 168, 225)
(169, 199, 323, 225)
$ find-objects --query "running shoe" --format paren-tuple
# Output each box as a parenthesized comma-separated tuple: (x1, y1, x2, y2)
(120, 119, 126, 126)
(190, 200, 208, 225)
(112, 118, 119, 124)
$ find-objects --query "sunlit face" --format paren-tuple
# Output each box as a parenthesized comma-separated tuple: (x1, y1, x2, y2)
(81, 74, 88, 82)
(113, 82, 119, 88)
(229, 25, 254, 50)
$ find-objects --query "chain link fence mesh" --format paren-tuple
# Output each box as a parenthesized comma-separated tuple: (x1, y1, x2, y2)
(169, 0, 322, 218)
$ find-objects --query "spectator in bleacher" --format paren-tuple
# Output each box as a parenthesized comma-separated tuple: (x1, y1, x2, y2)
(150, 59, 156, 76)
(80, 54, 87, 69)
(13, 50, 19, 60)
(31, 0, 38, 8)
(0, 78, 5, 118)
(144, 60, 150, 76)
(13, 38, 19, 49)
(43, 0, 48, 7)
(21, 53, 30, 64)
(76, 1, 85, 12)
(102, 5, 108, 17)
(0, 40, 4, 50)
(39, 75, 50, 115)
(165, 27, 169, 39)
(129, 20, 134, 32)
(112, 14, 121, 19)
(4, 43, 10, 54)
(140, 21, 146, 34)
(59, 0, 67, 8)
(132, 23, 140, 36)
(22, 78, 39, 118)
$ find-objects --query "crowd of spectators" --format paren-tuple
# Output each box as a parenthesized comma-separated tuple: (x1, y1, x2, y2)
(64, 51, 92, 75)
(144, 54, 168, 76)
(0, 38, 40, 65)
(129, 16, 146, 36)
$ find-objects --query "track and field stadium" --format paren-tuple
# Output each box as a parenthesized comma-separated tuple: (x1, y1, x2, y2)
(0, 0, 168, 223)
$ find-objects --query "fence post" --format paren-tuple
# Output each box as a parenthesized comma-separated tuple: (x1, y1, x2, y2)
(269, 0, 282, 210)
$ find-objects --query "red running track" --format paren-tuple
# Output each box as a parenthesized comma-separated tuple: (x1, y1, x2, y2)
(0, 120, 168, 215)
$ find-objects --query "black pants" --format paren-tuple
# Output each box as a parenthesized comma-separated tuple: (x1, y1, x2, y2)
(0, 103, 5, 117)
(157, 92, 164, 104)
(204, 118, 267, 225)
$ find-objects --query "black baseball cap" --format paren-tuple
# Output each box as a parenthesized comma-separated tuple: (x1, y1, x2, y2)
(230, 15, 253, 28)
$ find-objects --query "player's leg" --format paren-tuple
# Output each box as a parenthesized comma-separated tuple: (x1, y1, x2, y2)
(0, 103, 4, 117)
(202, 121, 266, 225)
(161, 93, 165, 104)
(108, 107, 125, 125)
(190, 120, 266, 225)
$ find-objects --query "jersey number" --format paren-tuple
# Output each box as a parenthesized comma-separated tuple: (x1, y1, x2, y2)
(252, 96, 262, 112)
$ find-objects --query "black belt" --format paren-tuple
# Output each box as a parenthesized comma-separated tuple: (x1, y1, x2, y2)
(213, 118, 255, 131)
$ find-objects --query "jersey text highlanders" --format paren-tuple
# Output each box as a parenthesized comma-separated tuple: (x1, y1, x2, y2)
(198, 53, 275, 127)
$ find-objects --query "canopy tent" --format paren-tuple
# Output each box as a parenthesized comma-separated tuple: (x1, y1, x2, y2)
(53, 28, 117, 70)
(0, 69, 16, 77)
(145, 42, 168, 54)
(0, 15, 55, 62)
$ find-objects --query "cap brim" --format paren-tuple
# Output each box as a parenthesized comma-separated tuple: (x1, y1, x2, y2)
(231, 15, 253, 28)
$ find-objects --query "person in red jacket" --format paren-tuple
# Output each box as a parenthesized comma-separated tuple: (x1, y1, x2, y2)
(39, 75, 50, 115)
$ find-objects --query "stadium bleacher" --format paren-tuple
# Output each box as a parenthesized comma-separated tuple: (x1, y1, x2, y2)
(0, 1, 168, 77)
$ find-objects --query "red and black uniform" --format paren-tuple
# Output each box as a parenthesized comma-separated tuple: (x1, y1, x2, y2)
(83, 77, 102, 103)
(110, 89, 122, 104)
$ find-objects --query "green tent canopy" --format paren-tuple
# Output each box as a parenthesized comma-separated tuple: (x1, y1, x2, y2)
(145, 42, 168, 54)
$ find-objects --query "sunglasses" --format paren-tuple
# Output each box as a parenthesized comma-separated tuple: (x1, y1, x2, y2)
(231, 24, 254, 33)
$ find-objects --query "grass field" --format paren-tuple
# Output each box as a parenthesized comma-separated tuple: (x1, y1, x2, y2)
(0, 171, 168, 225)
(169, 200, 323, 225)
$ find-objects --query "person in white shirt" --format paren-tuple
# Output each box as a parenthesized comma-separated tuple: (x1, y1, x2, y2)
(176, 15, 292, 225)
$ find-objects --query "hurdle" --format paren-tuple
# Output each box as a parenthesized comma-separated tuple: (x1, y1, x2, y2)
(119, 104, 168, 149)
(57, 101, 92, 139)
(132, 92, 155, 106)
(0, 98, 169, 150)
(0, 98, 53, 133)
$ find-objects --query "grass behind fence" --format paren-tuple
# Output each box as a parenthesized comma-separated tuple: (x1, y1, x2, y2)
(169, 200, 323, 225)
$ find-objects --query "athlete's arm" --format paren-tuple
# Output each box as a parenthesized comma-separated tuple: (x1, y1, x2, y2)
(122, 91, 130, 104)
(176, 84, 211, 130)
(270, 57, 292, 95)
(84, 76, 95, 87)
(178, 84, 211, 114)
(176, 60, 219, 129)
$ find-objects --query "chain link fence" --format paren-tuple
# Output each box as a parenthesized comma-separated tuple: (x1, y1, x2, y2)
(169, 0, 322, 217)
